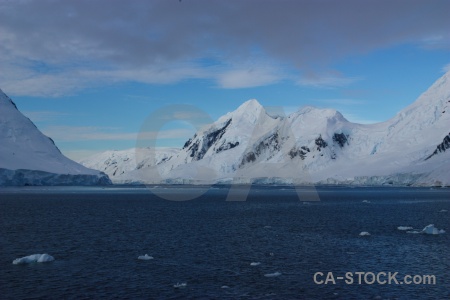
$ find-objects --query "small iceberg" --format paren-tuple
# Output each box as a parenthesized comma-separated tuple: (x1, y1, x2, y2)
(359, 231, 371, 236)
(406, 230, 422, 234)
(362, 200, 371, 203)
(397, 226, 414, 231)
(439, 209, 448, 213)
(264, 271, 282, 277)
(138, 254, 153, 260)
(13, 254, 54, 265)
(221, 285, 230, 289)
(250, 262, 261, 266)
(422, 224, 445, 235)
(173, 282, 187, 288)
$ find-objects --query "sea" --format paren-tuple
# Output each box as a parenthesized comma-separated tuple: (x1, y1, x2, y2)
(0, 185, 449, 300)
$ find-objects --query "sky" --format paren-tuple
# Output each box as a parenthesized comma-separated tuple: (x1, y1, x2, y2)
(1, 0, 450, 161)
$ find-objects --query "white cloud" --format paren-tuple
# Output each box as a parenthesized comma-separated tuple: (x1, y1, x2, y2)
(0, 1, 449, 96)
(215, 66, 282, 89)
(314, 98, 367, 106)
(41, 126, 195, 142)
(298, 71, 361, 88)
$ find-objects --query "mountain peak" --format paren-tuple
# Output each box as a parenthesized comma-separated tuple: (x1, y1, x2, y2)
(236, 99, 264, 112)
(294, 106, 347, 122)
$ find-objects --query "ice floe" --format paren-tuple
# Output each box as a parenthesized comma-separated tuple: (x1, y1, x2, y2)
(264, 272, 282, 277)
(439, 209, 448, 212)
(12, 254, 54, 265)
(359, 231, 371, 236)
(250, 262, 261, 266)
(397, 226, 414, 231)
(422, 224, 445, 235)
(173, 282, 187, 288)
(362, 200, 371, 203)
(138, 254, 153, 260)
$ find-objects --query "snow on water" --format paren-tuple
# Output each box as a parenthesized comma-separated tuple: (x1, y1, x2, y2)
(397, 226, 414, 231)
(12, 254, 54, 265)
(138, 254, 153, 260)
(406, 230, 422, 234)
(250, 262, 261, 266)
(264, 272, 282, 277)
(422, 224, 445, 235)
(359, 232, 371, 236)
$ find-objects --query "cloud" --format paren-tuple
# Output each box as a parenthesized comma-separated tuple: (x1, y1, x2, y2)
(314, 98, 367, 106)
(215, 66, 282, 89)
(1, 0, 449, 95)
(22, 111, 67, 122)
(41, 126, 195, 142)
(297, 71, 361, 88)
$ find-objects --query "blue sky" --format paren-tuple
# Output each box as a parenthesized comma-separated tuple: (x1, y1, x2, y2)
(1, 0, 449, 160)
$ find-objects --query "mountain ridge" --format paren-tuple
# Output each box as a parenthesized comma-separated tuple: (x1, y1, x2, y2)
(81, 71, 449, 186)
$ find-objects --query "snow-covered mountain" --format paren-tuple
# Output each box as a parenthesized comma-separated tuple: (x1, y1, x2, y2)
(81, 71, 450, 186)
(80, 147, 180, 179)
(0, 89, 111, 186)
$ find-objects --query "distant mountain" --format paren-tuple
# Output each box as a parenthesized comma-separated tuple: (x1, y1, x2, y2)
(80, 148, 180, 179)
(0, 89, 111, 186)
(81, 71, 450, 186)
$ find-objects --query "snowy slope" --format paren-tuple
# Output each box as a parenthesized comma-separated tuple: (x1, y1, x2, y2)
(80, 147, 180, 180)
(0, 89, 111, 186)
(81, 71, 450, 186)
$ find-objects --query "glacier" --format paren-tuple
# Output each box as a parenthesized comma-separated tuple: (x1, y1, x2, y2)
(0, 89, 111, 186)
(79, 71, 450, 187)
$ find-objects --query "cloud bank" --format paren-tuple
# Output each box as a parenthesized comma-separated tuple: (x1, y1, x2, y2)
(1, 0, 449, 96)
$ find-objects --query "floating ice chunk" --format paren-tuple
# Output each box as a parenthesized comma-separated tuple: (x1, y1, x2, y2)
(397, 226, 414, 231)
(13, 253, 54, 265)
(439, 229, 446, 234)
(173, 282, 187, 288)
(406, 230, 422, 234)
(138, 254, 153, 260)
(439, 209, 448, 212)
(250, 262, 261, 266)
(264, 272, 282, 277)
(359, 231, 371, 236)
(362, 200, 371, 203)
(422, 224, 445, 235)
(221, 285, 229, 289)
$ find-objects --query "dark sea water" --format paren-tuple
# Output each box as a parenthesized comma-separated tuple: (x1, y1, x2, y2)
(0, 186, 449, 300)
